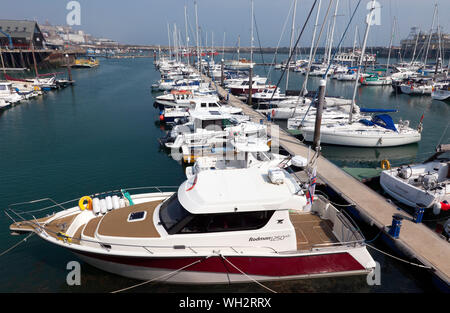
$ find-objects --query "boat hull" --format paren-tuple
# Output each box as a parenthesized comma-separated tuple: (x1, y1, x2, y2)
(301, 128, 421, 147)
(75, 249, 371, 284)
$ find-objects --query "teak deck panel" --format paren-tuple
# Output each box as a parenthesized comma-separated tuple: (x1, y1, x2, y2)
(96, 201, 162, 238)
(205, 75, 450, 284)
(289, 212, 337, 250)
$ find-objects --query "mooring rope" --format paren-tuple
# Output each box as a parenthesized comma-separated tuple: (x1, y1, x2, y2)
(365, 243, 432, 269)
(110, 255, 213, 293)
(0, 232, 35, 257)
(219, 254, 277, 293)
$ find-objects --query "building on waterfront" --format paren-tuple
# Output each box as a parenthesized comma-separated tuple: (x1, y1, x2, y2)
(0, 19, 46, 49)
(400, 27, 449, 60)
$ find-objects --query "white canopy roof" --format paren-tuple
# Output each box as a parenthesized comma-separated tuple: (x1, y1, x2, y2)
(178, 167, 305, 214)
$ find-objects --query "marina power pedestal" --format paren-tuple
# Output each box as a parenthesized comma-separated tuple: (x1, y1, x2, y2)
(388, 214, 403, 239)
(413, 207, 425, 224)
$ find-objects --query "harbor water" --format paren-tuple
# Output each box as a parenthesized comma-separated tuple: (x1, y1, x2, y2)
(0, 54, 448, 292)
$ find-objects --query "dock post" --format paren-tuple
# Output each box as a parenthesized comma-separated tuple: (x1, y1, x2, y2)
(312, 79, 326, 152)
(388, 214, 403, 239)
(65, 54, 72, 82)
(413, 207, 425, 224)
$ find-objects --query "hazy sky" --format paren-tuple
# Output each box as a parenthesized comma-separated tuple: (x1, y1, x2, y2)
(1, 0, 449, 48)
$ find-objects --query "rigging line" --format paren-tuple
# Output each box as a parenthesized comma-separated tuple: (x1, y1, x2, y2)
(365, 244, 432, 269)
(260, 0, 319, 111)
(299, 0, 334, 98)
(266, 0, 295, 83)
(220, 254, 278, 293)
(322, 0, 362, 78)
(253, 12, 267, 77)
(436, 120, 449, 147)
(0, 232, 35, 257)
(110, 255, 213, 293)
(292, 0, 339, 125)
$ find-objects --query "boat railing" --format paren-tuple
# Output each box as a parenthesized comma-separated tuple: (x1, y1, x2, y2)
(135, 244, 279, 256)
(5, 186, 178, 222)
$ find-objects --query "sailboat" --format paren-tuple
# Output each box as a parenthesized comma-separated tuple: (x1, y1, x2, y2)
(298, 1, 422, 148)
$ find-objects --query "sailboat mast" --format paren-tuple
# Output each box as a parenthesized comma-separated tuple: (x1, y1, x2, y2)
(349, 0, 376, 123)
(386, 17, 396, 73)
(302, 0, 322, 95)
(423, 4, 437, 68)
(327, 0, 339, 66)
(352, 25, 358, 67)
(167, 23, 171, 59)
(250, 0, 254, 64)
(286, 0, 298, 91)
(222, 32, 226, 60)
(173, 24, 178, 62)
(184, 5, 190, 66)
(237, 35, 240, 61)
(195, 1, 200, 72)
(410, 27, 419, 65)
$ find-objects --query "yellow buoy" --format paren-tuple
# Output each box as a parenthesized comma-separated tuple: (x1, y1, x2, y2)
(381, 159, 391, 170)
(78, 196, 93, 211)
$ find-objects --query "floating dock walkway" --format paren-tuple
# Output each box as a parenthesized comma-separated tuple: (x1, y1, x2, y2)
(204, 74, 450, 290)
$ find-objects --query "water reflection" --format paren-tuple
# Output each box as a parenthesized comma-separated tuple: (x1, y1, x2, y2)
(321, 144, 419, 168)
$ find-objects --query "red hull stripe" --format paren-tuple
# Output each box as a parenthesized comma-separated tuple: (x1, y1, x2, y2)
(76, 251, 365, 277)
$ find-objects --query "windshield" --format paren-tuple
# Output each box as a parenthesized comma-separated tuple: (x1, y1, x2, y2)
(159, 193, 192, 234)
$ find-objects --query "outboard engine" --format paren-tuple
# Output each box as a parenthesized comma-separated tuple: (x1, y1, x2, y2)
(422, 173, 438, 190)
(397, 166, 411, 179)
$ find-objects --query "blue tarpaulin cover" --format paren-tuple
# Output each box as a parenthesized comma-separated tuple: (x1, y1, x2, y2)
(360, 108, 398, 113)
(359, 114, 398, 132)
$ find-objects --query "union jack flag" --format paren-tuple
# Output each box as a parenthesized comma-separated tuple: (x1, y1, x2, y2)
(305, 167, 317, 210)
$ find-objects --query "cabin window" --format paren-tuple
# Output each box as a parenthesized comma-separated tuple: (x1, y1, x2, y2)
(0, 85, 6, 91)
(159, 193, 192, 234)
(159, 193, 275, 235)
(180, 211, 275, 234)
(201, 103, 207, 108)
(127, 211, 146, 222)
(202, 119, 223, 130)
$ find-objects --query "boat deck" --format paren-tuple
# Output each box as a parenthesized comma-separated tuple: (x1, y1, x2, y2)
(289, 212, 337, 251)
(205, 74, 450, 286)
(10, 200, 163, 242)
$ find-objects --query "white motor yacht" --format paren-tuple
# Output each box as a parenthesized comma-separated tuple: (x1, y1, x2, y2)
(0, 82, 23, 105)
(8, 167, 376, 284)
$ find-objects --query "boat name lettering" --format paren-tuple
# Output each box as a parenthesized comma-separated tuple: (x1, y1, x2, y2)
(249, 235, 290, 242)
